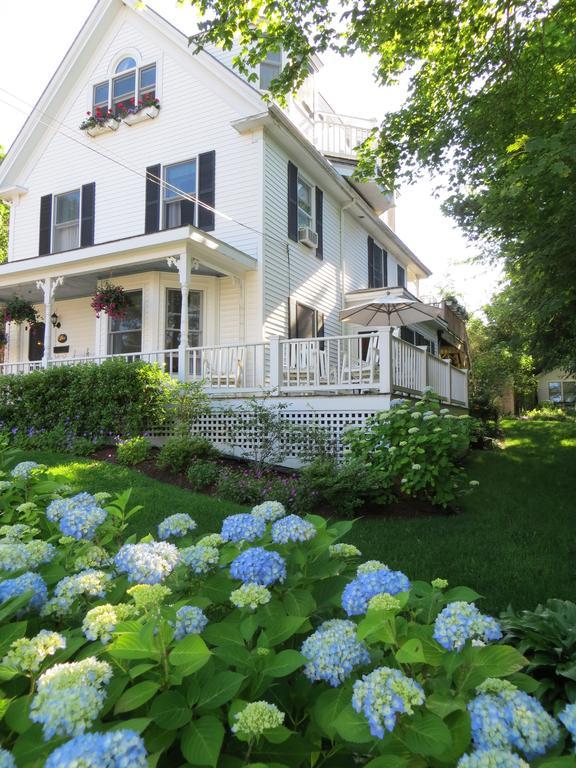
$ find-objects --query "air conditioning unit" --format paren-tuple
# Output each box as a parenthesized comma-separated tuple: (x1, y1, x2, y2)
(298, 227, 318, 248)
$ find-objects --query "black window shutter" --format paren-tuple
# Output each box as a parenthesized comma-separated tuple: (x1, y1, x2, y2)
(287, 161, 298, 242)
(145, 164, 161, 234)
(315, 187, 323, 258)
(367, 236, 375, 287)
(39, 194, 52, 255)
(80, 182, 96, 247)
(198, 150, 216, 231)
(382, 248, 388, 287)
(397, 264, 406, 287)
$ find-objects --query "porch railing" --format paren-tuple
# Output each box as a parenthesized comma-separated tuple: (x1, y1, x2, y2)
(0, 332, 468, 406)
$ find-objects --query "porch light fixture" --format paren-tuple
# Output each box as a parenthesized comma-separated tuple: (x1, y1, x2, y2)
(50, 312, 61, 329)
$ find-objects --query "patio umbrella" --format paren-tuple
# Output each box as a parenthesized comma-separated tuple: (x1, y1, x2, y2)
(340, 291, 441, 327)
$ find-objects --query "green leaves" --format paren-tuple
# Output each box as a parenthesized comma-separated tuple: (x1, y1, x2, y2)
(196, 671, 245, 710)
(150, 691, 192, 729)
(459, 645, 527, 691)
(114, 681, 160, 714)
(262, 650, 306, 678)
(169, 635, 211, 676)
(400, 711, 453, 758)
(181, 716, 224, 767)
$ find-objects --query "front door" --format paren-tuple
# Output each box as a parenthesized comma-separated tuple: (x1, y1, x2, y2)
(29, 322, 45, 362)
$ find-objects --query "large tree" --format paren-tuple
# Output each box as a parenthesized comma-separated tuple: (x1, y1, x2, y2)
(185, 0, 576, 372)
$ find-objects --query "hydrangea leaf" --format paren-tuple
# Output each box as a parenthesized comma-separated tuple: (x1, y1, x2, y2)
(263, 650, 306, 678)
(212, 644, 254, 671)
(365, 758, 409, 768)
(396, 638, 427, 664)
(106, 630, 161, 661)
(12, 725, 62, 766)
(357, 613, 396, 644)
(196, 671, 245, 710)
(203, 621, 246, 648)
(5, 696, 32, 734)
(313, 686, 350, 739)
(114, 680, 160, 714)
(181, 715, 224, 767)
(333, 703, 374, 744)
(459, 645, 527, 691)
(150, 691, 192, 729)
(0, 620, 27, 656)
(105, 716, 152, 734)
(263, 614, 307, 647)
(169, 635, 211, 676)
(264, 724, 293, 743)
(400, 711, 453, 758)
(443, 587, 482, 604)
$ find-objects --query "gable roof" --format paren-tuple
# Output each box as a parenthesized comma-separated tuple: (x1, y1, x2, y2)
(0, 0, 265, 189)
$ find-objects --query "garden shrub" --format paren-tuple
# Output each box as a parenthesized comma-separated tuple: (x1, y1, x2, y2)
(296, 456, 392, 517)
(116, 436, 151, 466)
(501, 599, 576, 708)
(0, 360, 173, 446)
(158, 435, 218, 474)
(524, 402, 572, 421)
(186, 460, 220, 491)
(215, 464, 299, 507)
(345, 390, 474, 507)
(0, 455, 574, 766)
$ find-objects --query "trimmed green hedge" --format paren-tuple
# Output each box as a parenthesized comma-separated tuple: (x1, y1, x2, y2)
(0, 360, 173, 444)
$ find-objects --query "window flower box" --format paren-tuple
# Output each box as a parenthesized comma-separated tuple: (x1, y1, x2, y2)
(123, 105, 160, 126)
(80, 109, 120, 137)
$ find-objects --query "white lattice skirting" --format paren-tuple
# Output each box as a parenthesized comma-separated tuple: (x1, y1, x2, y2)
(146, 394, 467, 468)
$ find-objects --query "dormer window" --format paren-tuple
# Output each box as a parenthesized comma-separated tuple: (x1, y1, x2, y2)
(259, 48, 282, 90)
(91, 60, 157, 116)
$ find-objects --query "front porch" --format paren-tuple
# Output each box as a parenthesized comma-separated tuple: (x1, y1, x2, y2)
(0, 330, 468, 407)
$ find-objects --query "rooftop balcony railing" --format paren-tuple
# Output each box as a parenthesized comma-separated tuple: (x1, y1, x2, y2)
(313, 112, 377, 160)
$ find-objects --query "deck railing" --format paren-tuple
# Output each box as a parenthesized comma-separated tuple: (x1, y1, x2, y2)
(0, 332, 468, 405)
(313, 112, 376, 159)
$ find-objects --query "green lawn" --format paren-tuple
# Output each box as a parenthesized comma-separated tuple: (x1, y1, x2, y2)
(20, 418, 576, 613)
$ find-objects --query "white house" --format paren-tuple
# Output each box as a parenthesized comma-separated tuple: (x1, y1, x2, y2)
(0, 0, 468, 428)
(536, 369, 576, 407)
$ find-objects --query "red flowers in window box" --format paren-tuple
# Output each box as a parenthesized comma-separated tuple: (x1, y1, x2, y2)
(80, 109, 115, 131)
(90, 283, 131, 319)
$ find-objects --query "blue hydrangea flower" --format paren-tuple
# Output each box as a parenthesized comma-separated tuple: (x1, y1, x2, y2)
(173, 606, 208, 640)
(271, 515, 316, 544)
(114, 542, 180, 584)
(301, 619, 370, 686)
(10, 461, 42, 479)
(251, 501, 286, 522)
(45, 729, 147, 767)
(30, 658, 112, 740)
(559, 702, 576, 749)
(468, 679, 559, 759)
(229, 547, 286, 586)
(352, 666, 425, 738)
(434, 602, 502, 651)
(179, 544, 219, 574)
(0, 539, 55, 572)
(221, 513, 266, 543)
(342, 568, 411, 616)
(157, 513, 197, 540)
(47, 493, 107, 541)
(42, 569, 111, 616)
(0, 749, 15, 768)
(457, 750, 529, 767)
(0, 571, 47, 612)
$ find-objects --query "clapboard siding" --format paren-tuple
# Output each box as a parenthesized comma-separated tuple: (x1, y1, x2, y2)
(263, 136, 340, 340)
(11, 9, 261, 263)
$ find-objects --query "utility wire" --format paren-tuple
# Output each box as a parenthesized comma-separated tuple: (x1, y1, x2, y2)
(0, 87, 288, 247)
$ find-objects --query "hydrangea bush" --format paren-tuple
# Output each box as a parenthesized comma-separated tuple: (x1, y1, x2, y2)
(0, 458, 573, 767)
(344, 389, 475, 506)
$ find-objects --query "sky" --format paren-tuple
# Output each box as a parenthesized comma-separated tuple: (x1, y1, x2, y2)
(0, 0, 502, 313)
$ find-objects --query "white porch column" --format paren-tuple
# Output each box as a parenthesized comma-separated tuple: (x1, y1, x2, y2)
(377, 327, 394, 394)
(36, 276, 64, 369)
(417, 345, 429, 393)
(167, 254, 194, 382)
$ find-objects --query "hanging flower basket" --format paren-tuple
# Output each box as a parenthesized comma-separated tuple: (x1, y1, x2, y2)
(3, 297, 38, 326)
(90, 282, 131, 319)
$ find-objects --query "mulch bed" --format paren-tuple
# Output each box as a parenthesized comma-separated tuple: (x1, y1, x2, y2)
(90, 446, 456, 518)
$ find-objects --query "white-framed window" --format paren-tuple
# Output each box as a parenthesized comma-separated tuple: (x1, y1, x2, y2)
(163, 159, 197, 228)
(52, 189, 81, 253)
(92, 59, 156, 116)
(259, 48, 282, 90)
(108, 290, 142, 355)
(548, 381, 562, 402)
(297, 174, 313, 229)
(165, 288, 203, 349)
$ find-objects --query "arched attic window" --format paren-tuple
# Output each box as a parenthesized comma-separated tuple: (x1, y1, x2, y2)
(92, 56, 157, 117)
(115, 57, 137, 73)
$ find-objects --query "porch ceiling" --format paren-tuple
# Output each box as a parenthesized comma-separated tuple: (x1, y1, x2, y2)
(0, 225, 257, 303)
(0, 259, 223, 303)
